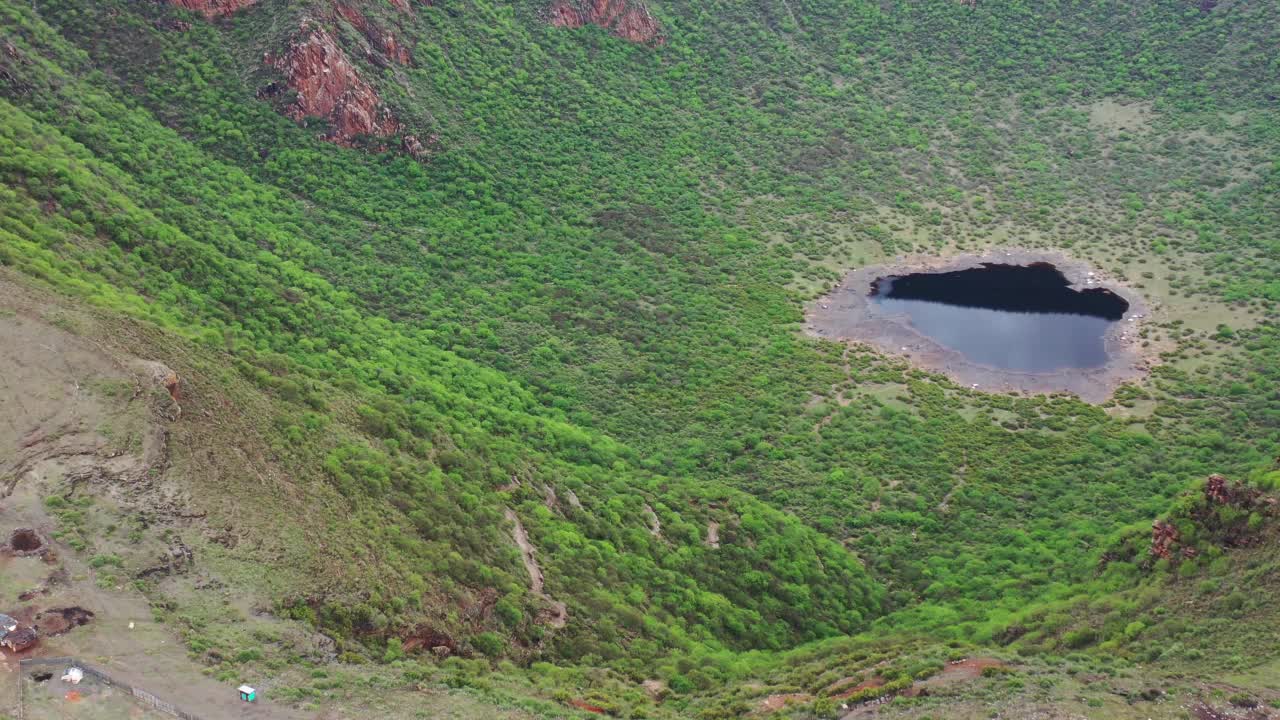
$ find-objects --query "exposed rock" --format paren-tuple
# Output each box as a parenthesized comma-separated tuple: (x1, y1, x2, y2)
(400, 133, 437, 160)
(564, 487, 583, 510)
(705, 520, 720, 548)
(1150, 519, 1178, 560)
(138, 360, 181, 403)
(1202, 473, 1266, 509)
(154, 17, 193, 32)
(334, 4, 412, 66)
(167, 0, 257, 20)
(462, 586, 499, 622)
(136, 540, 194, 578)
(641, 679, 668, 701)
(401, 626, 456, 654)
(643, 503, 662, 537)
(1206, 473, 1229, 504)
(548, 0, 664, 45)
(266, 26, 401, 145)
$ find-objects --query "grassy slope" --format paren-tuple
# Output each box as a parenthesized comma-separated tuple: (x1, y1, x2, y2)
(0, 0, 885, 663)
(1, 0, 1279, 716)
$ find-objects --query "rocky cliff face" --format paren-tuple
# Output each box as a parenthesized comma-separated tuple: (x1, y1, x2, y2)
(335, 4, 412, 66)
(266, 26, 401, 145)
(548, 0, 664, 45)
(168, 0, 257, 19)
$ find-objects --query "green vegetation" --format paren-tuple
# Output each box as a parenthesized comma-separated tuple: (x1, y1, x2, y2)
(1, 0, 1278, 716)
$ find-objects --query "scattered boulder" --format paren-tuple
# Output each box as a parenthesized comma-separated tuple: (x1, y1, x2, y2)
(137, 540, 194, 578)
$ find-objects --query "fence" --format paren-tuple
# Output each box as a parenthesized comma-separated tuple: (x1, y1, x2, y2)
(17, 656, 206, 720)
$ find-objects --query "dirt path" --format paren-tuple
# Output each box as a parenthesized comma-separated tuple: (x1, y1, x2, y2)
(812, 344, 856, 435)
(643, 504, 662, 538)
(937, 453, 968, 513)
(505, 509, 567, 628)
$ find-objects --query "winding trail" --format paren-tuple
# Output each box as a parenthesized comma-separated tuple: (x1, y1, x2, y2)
(813, 343, 856, 435)
(937, 451, 968, 513)
(504, 509, 567, 628)
(643, 504, 662, 538)
(705, 521, 720, 548)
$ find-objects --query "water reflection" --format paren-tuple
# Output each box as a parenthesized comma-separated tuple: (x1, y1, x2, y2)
(871, 264, 1128, 372)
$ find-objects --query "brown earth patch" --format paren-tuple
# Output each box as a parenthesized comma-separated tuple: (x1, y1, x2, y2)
(568, 698, 607, 714)
(758, 692, 812, 713)
(830, 675, 885, 699)
(35, 606, 94, 637)
(916, 657, 1005, 689)
(8, 528, 45, 555)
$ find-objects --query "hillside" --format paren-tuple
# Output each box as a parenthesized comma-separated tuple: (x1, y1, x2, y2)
(0, 0, 1278, 717)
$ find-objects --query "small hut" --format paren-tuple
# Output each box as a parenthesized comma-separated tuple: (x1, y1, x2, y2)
(238, 685, 256, 702)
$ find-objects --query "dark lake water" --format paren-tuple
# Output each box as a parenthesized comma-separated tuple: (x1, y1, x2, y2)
(871, 263, 1129, 372)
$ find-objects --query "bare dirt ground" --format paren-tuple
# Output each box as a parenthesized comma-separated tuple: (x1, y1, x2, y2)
(0, 274, 589, 720)
(0, 280, 309, 719)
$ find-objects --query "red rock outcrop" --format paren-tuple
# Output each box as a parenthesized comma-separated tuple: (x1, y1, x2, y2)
(548, 0, 664, 45)
(266, 26, 401, 145)
(168, 0, 257, 20)
(334, 4, 412, 66)
(1150, 519, 1179, 559)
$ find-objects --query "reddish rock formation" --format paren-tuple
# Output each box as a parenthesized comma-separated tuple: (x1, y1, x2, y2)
(334, 4, 412, 66)
(1150, 519, 1179, 559)
(266, 26, 401, 145)
(1206, 473, 1229, 504)
(548, 0, 664, 45)
(168, 0, 257, 20)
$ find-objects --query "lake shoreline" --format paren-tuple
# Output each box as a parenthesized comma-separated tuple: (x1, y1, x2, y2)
(804, 249, 1155, 403)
